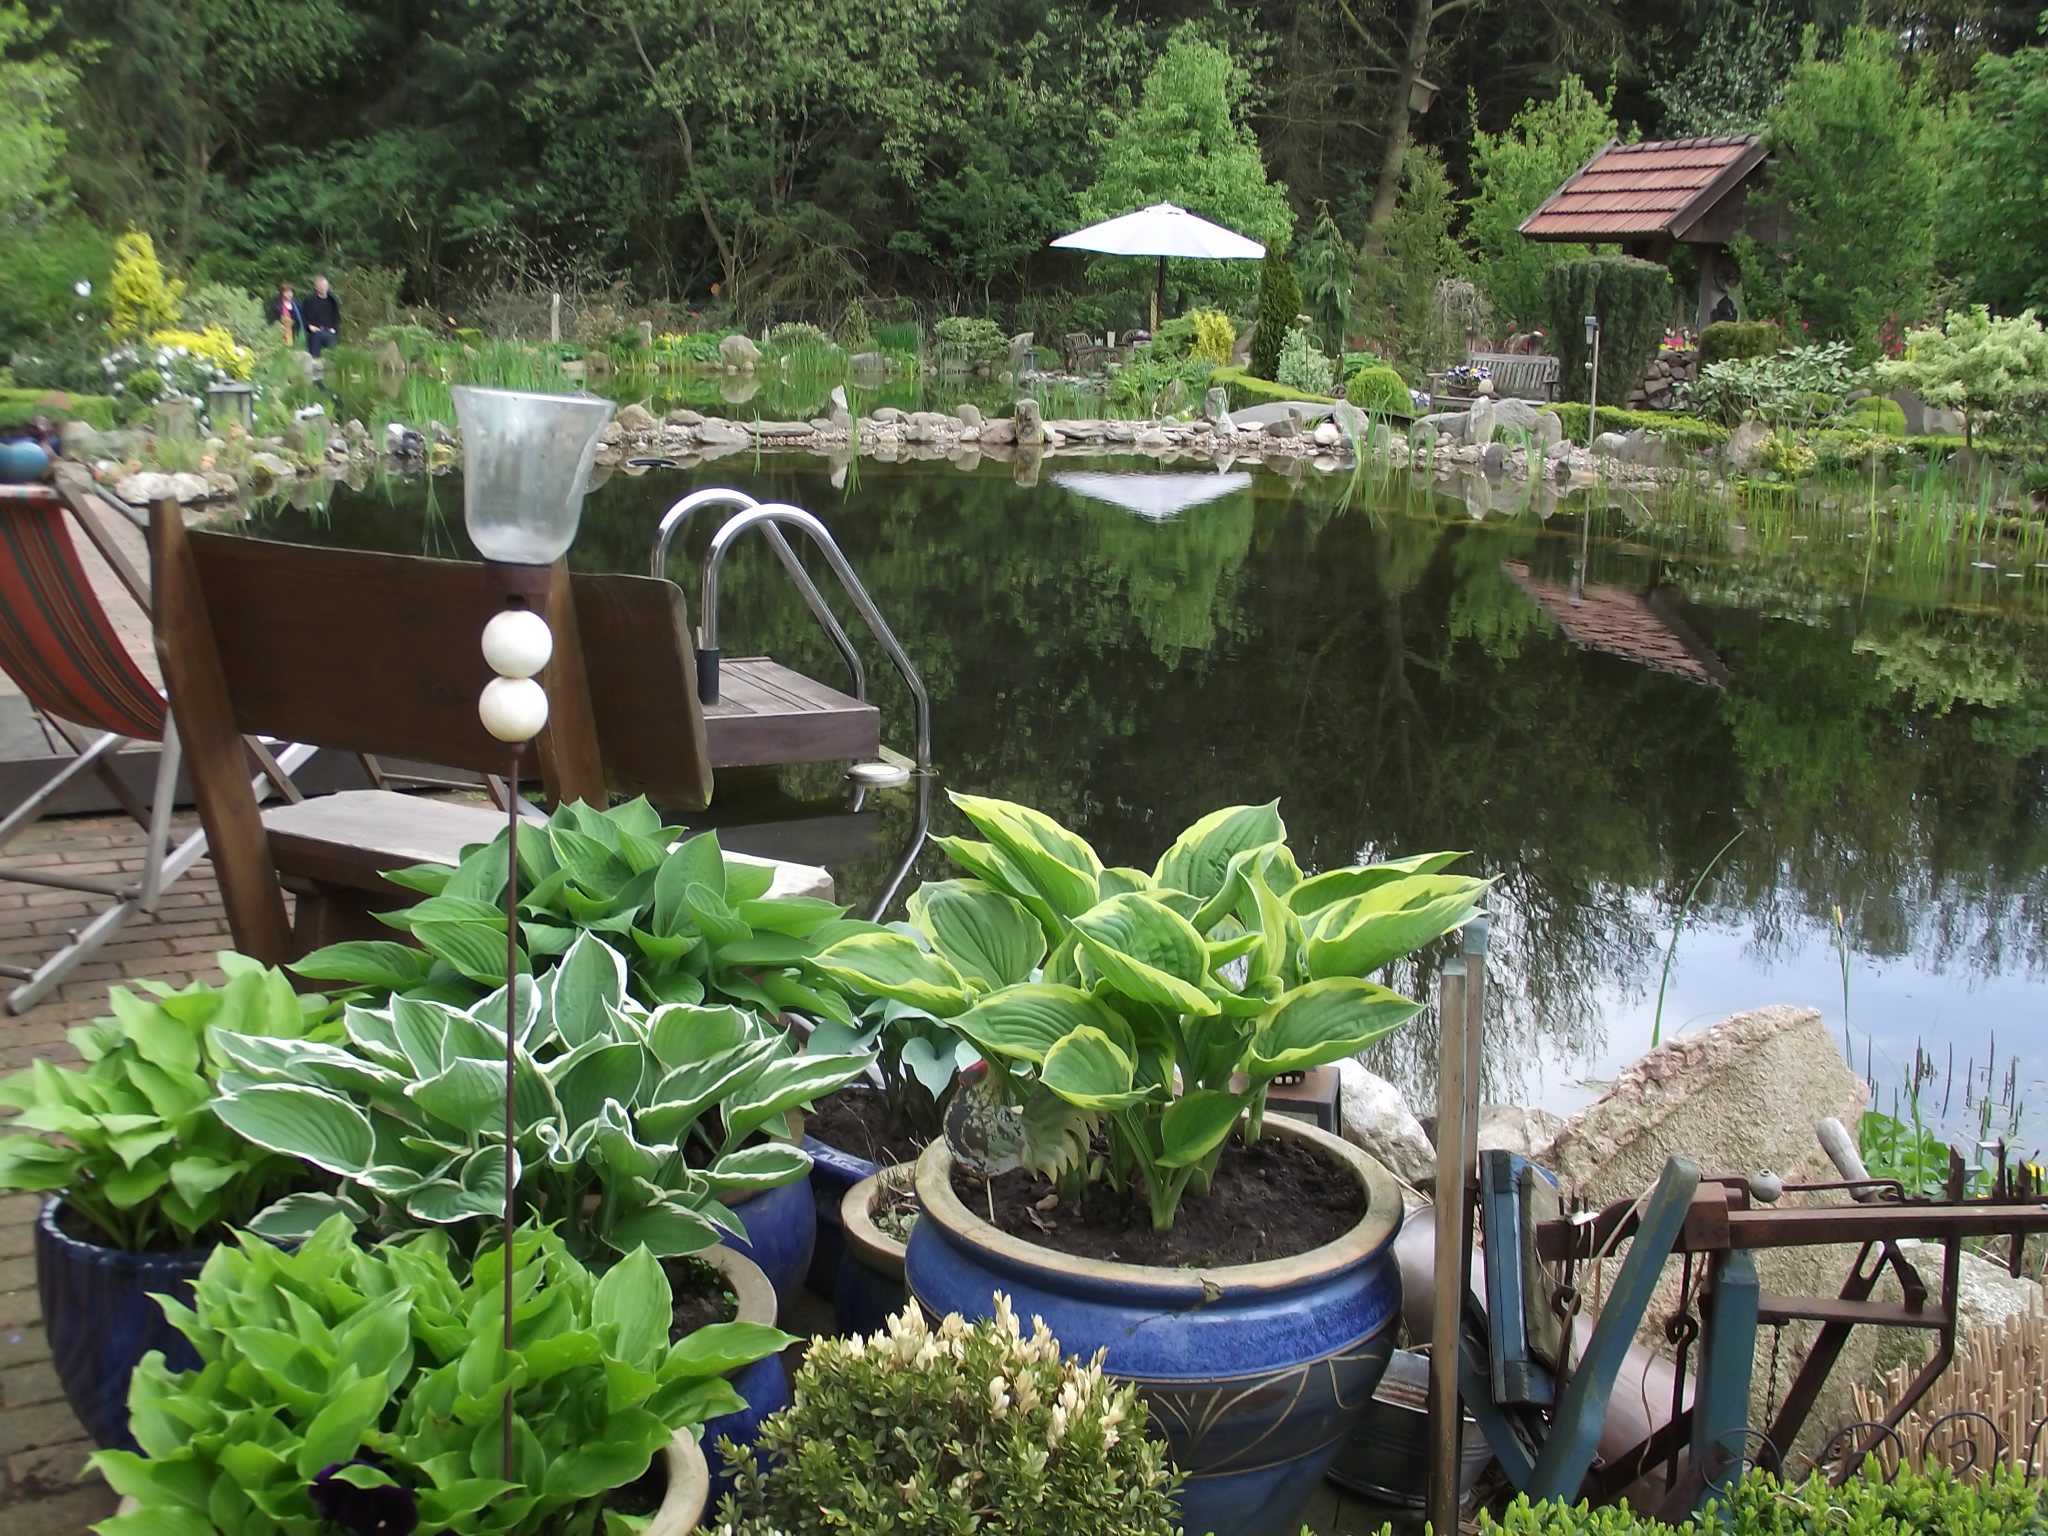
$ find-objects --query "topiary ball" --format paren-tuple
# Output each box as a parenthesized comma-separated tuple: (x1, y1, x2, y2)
(1346, 365, 1410, 415)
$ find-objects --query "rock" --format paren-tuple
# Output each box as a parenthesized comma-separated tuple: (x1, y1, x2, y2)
(114, 470, 210, 505)
(979, 416, 1016, 447)
(1105, 422, 1137, 443)
(1414, 411, 1468, 444)
(871, 406, 906, 425)
(1544, 1005, 1871, 1445)
(597, 422, 623, 446)
(1313, 420, 1342, 448)
(616, 402, 657, 432)
(1264, 414, 1297, 440)
(1013, 397, 1045, 448)
(1725, 419, 1772, 473)
(385, 423, 424, 457)
(1008, 333, 1035, 371)
(1231, 324, 1256, 368)
(344, 418, 369, 447)
(1618, 429, 1688, 470)
(282, 418, 306, 452)
(666, 408, 705, 427)
(693, 419, 750, 450)
(1337, 1060, 1436, 1190)
(1531, 410, 1563, 452)
(906, 411, 953, 441)
(1475, 1104, 1564, 1160)
(954, 401, 983, 428)
(1136, 427, 1171, 451)
(1545, 438, 1576, 461)
(1590, 431, 1629, 457)
(1480, 442, 1510, 475)
(1465, 398, 1496, 446)
(1488, 398, 1545, 439)
(717, 334, 762, 368)
(849, 351, 885, 374)
(1204, 386, 1233, 424)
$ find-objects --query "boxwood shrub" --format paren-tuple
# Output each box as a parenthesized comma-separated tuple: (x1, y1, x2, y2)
(0, 388, 117, 431)
(1541, 403, 1729, 450)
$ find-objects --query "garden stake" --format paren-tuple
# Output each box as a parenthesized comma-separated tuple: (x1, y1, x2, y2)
(503, 742, 522, 1483)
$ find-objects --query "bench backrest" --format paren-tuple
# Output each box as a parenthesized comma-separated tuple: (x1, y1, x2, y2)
(1467, 352, 1561, 401)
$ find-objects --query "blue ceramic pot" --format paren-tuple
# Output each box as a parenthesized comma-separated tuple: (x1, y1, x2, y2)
(906, 1119, 1403, 1536)
(804, 1132, 878, 1298)
(35, 1200, 209, 1451)
(833, 1164, 913, 1337)
(718, 1174, 815, 1319)
(696, 1243, 791, 1506)
(0, 438, 52, 484)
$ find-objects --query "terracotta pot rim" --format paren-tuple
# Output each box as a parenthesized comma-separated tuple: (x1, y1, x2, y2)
(694, 1243, 777, 1329)
(913, 1116, 1401, 1296)
(839, 1162, 917, 1282)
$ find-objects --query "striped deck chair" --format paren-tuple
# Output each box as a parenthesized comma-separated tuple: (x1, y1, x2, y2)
(0, 483, 304, 1012)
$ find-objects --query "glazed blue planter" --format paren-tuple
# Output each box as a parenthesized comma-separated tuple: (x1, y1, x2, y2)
(719, 1174, 816, 1319)
(833, 1165, 912, 1337)
(906, 1119, 1403, 1536)
(804, 1132, 878, 1298)
(702, 1349, 791, 1504)
(0, 438, 52, 484)
(35, 1200, 209, 1451)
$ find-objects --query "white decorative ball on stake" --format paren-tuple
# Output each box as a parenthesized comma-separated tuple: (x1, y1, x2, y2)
(481, 608, 554, 680)
(479, 676, 550, 743)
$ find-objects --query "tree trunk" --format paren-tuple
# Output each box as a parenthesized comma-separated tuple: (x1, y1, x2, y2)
(1367, 0, 1434, 234)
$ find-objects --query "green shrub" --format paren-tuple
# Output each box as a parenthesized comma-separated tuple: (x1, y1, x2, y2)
(1541, 256, 1673, 406)
(1848, 394, 1908, 434)
(716, 1297, 1182, 1536)
(181, 283, 271, 353)
(1697, 319, 1783, 365)
(931, 316, 1009, 369)
(1347, 365, 1411, 415)
(838, 296, 871, 350)
(1211, 364, 1335, 412)
(366, 323, 446, 363)
(123, 367, 163, 403)
(1682, 342, 1862, 428)
(1249, 251, 1300, 382)
(1106, 348, 1214, 417)
(1189, 308, 1236, 366)
(1276, 325, 1337, 396)
(767, 321, 835, 351)
(1540, 403, 1728, 449)
(0, 388, 117, 430)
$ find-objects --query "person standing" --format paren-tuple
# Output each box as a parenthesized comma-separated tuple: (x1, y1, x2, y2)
(301, 275, 341, 359)
(265, 282, 305, 349)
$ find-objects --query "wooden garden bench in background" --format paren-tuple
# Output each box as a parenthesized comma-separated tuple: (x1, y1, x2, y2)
(1428, 351, 1562, 403)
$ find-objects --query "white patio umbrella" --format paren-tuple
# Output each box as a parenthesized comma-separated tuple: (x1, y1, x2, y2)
(1050, 203, 1266, 333)
(1053, 470, 1253, 520)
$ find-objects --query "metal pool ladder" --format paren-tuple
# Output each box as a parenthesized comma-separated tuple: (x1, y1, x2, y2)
(650, 488, 933, 915)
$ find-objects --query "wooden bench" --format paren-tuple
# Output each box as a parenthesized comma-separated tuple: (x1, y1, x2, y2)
(1429, 352, 1561, 403)
(148, 507, 863, 961)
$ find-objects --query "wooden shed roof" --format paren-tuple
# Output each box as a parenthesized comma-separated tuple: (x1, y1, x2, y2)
(1520, 136, 1768, 243)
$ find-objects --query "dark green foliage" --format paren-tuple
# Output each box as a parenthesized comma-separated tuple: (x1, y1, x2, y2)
(839, 297, 871, 350)
(932, 316, 1009, 369)
(1944, 40, 2048, 313)
(1542, 404, 1729, 448)
(1249, 252, 1300, 383)
(1541, 256, 1674, 406)
(1698, 320, 1784, 365)
(1477, 1463, 2048, 1535)
(1346, 365, 1411, 414)
(0, 388, 116, 429)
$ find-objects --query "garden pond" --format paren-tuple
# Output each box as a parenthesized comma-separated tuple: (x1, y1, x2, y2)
(234, 459, 2048, 1147)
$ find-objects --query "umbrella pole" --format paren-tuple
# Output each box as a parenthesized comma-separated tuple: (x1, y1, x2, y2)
(1153, 255, 1165, 335)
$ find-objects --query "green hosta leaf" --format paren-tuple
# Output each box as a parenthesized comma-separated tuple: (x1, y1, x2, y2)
(1246, 977, 1422, 1076)
(381, 861, 455, 897)
(809, 932, 972, 1017)
(1071, 894, 1218, 1016)
(638, 1037, 781, 1142)
(719, 1053, 869, 1151)
(1097, 866, 1154, 898)
(552, 932, 628, 1049)
(1153, 802, 1285, 900)
(947, 792, 1103, 920)
(104, 1161, 169, 1208)
(646, 1004, 752, 1070)
(550, 1042, 646, 1131)
(684, 882, 749, 948)
(664, 1320, 796, 1377)
(704, 1141, 811, 1191)
(605, 1201, 721, 1257)
(907, 880, 1045, 991)
(294, 1370, 391, 1480)
(552, 826, 631, 897)
(718, 933, 814, 968)
(109, 989, 200, 1075)
(1289, 852, 1471, 915)
(755, 973, 856, 1030)
(405, 1146, 507, 1223)
(244, 1190, 369, 1242)
(952, 984, 1132, 1066)
(289, 942, 434, 991)
(723, 859, 776, 904)
(592, 1245, 670, 1372)
(898, 1033, 969, 1097)
(654, 833, 724, 934)
(1302, 874, 1490, 979)
(213, 1085, 373, 1175)
(735, 895, 847, 937)
(408, 1058, 510, 1137)
(384, 894, 507, 930)
(931, 836, 1064, 940)
(1159, 1088, 1249, 1168)
(1040, 1026, 1145, 1110)
(414, 922, 525, 988)
(0, 1136, 78, 1191)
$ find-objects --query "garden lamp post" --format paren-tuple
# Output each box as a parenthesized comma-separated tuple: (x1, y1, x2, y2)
(451, 384, 615, 1482)
(1584, 313, 1603, 453)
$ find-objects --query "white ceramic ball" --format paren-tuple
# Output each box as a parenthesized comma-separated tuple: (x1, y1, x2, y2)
(481, 608, 554, 679)
(479, 676, 550, 743)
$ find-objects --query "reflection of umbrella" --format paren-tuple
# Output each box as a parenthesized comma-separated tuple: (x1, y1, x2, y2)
(1053, 470, 1253, 520)
(1051, 204, 1266, 333)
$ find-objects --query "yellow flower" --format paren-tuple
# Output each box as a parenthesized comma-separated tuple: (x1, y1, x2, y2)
(148, 326, 254, 381)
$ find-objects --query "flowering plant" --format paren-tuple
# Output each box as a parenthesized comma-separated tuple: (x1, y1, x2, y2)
(713, 1297, 1180, 1536)
(1443, 360, 1493, 391)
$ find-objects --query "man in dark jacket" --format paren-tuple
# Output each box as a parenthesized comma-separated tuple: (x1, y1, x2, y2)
(301, 276, 342, 358)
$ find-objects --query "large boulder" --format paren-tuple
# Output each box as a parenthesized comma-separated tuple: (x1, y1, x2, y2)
(979, 416, 1017, 446)
(1543, 1006, 1872, 1448)
(1724, 419, 1771, 474)
(717, 333, 762, 369)
(693, 418, 750, 451)
(615, 402, 658, 432)
(1013, 397, 1045, 448)
(1337, 1060, 1436, 1191)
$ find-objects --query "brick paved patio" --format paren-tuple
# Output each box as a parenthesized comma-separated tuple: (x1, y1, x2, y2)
(0, 809, 242, 1536)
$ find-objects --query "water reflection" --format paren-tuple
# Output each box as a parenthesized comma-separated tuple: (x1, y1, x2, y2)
(235, 460, 2048, 1143)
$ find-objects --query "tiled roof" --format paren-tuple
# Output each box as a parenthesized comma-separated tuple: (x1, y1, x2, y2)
(1520, 136, 1767, 242)
(1503, 563, 1727, 686)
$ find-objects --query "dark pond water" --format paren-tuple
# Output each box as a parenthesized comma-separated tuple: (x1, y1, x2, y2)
(241, 460, 2048, 1147)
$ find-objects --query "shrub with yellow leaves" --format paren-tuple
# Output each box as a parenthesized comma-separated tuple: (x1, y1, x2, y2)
(713, 1296, 1182, 1536)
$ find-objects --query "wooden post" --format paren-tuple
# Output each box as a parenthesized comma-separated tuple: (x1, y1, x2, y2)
(149, 500, 293, 962)
(533, 557, 606, 808)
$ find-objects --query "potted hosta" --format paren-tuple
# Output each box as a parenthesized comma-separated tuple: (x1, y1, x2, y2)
(288, 801, 878, 1307)
(831, 1162, 918, 1336)
(93, 1215, 790, 1536)
(713, 1297, 1181, 1536)
(0, 958, 335, 1448)
(211, 930, 869, 1314)
(819, 794, 1487, 1536)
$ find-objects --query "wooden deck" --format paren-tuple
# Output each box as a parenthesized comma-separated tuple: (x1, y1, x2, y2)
(703, 656, 880, 770)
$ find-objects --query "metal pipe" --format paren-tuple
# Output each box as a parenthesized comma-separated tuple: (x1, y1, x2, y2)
(1429, 956, 1470, 1536)
(701, 503, 931, 769)
(651, 488, 867, 704)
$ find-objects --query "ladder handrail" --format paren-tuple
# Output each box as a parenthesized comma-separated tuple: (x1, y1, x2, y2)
(651, 488, 866, 703)
(700, 502, 931, 771)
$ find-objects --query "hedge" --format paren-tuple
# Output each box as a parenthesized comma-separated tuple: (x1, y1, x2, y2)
(1541, 403, 1729, 449)
(1211, 365, 1336, 414)
(1698, 319, 1784, 366)
(0, 389, 117, 431)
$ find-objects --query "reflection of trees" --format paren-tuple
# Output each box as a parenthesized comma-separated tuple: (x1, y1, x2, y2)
(284, 465, 2048, 1111)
